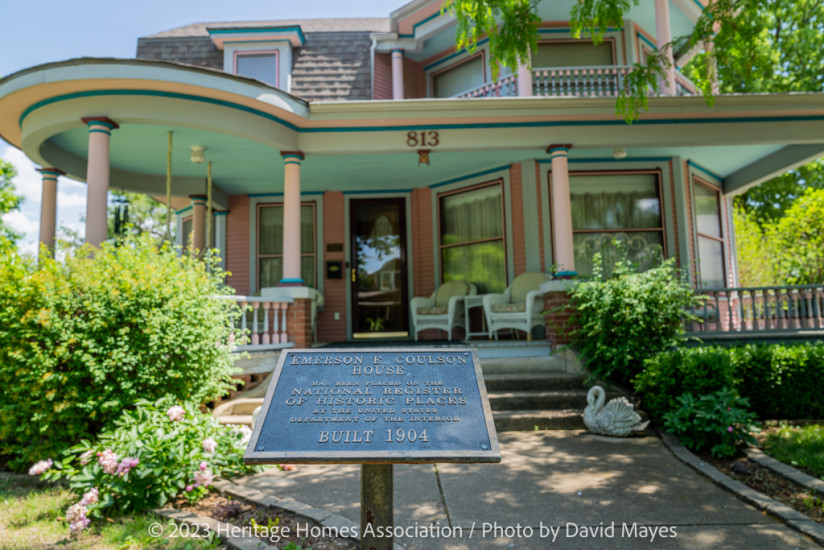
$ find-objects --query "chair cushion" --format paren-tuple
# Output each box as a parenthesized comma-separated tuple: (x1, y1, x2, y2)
(417, 306, 448, 316)
(492, 303, 526, 313)
(433, 281, 470, 307)
(510, 273, 551, 304)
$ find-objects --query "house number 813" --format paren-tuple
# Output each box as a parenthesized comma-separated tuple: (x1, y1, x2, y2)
(406, 131, 439, 147)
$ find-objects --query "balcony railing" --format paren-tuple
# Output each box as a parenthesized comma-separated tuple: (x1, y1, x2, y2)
(217, 295, 295, 351)
(454, 65, 700, 99)
(687, 285, 824, 337)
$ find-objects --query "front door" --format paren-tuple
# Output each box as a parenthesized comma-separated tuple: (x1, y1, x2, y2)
(350, 198, 409, 338)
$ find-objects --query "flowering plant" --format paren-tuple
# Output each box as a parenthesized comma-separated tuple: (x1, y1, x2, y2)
(33, 396, 263, 530)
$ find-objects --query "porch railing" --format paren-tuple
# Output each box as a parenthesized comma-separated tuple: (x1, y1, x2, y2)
(454, 65, 700, 99)
(687, 285, 824, 337)
(217, 295, 295, 350)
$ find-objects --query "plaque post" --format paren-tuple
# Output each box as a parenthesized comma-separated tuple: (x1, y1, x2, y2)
(361, 463, 393, 550)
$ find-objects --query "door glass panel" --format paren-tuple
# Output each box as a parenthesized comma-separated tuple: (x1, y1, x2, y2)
(351, 200, 408, 336)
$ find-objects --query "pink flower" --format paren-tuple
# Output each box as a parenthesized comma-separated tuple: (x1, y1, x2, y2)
(97, 449, 118, 475)
(79, 450, 94, 466)
(281, 464, 296, 471)
(116, 457, 139, 476)
(727, 426, 734, 433)
(66, 503, 90, 531)
(167, 405, 186, 422)
(185, 485, 194, 492)
(199, 461, 208, 471)
(28, 458, 53, 476)
(194, 467, 214, 488)
(202, 437, 218, 454)
(79, 488, 99, 506)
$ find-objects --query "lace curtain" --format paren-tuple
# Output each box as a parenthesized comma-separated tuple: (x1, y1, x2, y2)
(258, 204, 315, 287)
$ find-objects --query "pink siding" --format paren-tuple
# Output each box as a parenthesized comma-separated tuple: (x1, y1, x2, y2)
(404, 57, 426, 99)
(509, 163, 527, 275)
(317, 191, 347, 343)
(536, 161, 545, 272)
(668, 160, 681, 266)
(411, 187, 435, 296)
(225, 194, 250, 295)
(374, 54, 392, 100)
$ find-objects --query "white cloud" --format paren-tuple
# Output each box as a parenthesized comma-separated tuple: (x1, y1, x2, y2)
(2, 209, 39, 235)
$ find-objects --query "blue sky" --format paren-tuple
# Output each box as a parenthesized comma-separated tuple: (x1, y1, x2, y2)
(0, 0, 409, 252)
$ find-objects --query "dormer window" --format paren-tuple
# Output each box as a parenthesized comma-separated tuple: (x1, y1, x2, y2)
(531, 40, 615, 68)
(235, 51, 279, 87)
(431, 54, 485, 98)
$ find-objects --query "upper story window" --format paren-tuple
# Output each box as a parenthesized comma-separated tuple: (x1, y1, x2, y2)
(531, 40, 615, 68)
(235, 51, 279, 87)
(432, 54, 486, 98)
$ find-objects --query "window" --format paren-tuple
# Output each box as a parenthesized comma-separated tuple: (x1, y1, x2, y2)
(566, 172, 664, 276)
(258, 203, 316, 288)
(439, 182, 506, 293)
(235, 51, 278, 87)
(181, 216, 193, 253)
(432, 55, 485, 98)
(531, 41, 615, 68)
(693, 179, 726, 288)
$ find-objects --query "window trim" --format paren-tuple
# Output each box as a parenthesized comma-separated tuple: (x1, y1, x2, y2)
(692, 176, 727, 287)
(256, 201, 317, 288)
(437, 179, 508, 288)
(429, 51, 487, 98)
(233, 49, 280, 88)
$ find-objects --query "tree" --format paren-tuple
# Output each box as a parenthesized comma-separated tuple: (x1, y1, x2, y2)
(766, 188, 824, 284)
(107, 191, 172, 244)
(0, 158, 23, 251)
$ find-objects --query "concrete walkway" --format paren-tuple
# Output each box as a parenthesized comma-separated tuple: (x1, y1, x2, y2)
(233, 431, 821, 549)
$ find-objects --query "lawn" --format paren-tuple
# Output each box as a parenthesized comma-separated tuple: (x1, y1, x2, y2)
(0, 475, 222, 550)
(762, 424, 824, 480)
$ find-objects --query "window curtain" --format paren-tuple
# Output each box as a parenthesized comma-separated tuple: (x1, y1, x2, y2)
(258, 204, 315, 287)
(440, 184, 506, 293)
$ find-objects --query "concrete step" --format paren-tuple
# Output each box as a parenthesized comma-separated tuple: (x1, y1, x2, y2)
(488, 389, 625, 411)
(480, 355, 567, 374)
(483, 372, 586, 391)
(493, 409, 585, 431)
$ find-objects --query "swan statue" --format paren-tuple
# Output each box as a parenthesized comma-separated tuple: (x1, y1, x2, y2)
(583, 386, 649, 437)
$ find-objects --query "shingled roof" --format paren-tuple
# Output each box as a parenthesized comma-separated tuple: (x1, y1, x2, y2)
(144, 18, 390, 38)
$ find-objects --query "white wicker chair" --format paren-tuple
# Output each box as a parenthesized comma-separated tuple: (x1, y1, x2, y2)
(482, 272, 551, 341)
(410, 281, 477, 341)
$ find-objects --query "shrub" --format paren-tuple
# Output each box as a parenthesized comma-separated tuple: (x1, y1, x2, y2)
(731, 343, 824, 419)
(568, 255, 702, 385)
(36, 397, 261, 529)
(0, 236, 242, 470)
(633, 346, 736, 421)
(662, 388, 759, 458)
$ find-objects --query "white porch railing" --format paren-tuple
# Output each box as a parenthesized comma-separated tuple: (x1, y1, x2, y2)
(217, 295, 295, 350)
(687, 285, 824, 336)
(454, 65, 701, 99)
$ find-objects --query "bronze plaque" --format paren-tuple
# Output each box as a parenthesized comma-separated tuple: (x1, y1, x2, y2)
(244, 348, 500, 464)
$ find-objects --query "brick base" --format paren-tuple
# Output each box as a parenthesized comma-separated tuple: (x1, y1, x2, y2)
(544, 291, 578, 347)
(286, 298, 313, 349)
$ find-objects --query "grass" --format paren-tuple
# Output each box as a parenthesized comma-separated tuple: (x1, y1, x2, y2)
(762, 424, 824, 480)
(0, 475, 222, 550)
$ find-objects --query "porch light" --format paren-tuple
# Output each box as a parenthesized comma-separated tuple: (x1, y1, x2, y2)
(418, 149, 430, 166)
(190, 145, 206, 164)
(612, 147, 627, 160)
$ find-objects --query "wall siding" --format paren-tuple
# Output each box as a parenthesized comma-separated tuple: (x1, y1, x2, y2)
(373, 53, 393, 100)
(509, 163, 527, 275)
(225, 194, 250, 295)
(317, 191, 347, 343)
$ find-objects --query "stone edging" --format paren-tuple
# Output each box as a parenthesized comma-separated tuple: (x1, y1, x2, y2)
(658, 431, 824, 546)
(152, 478, 407, 550)
(745, 447, 824, 497)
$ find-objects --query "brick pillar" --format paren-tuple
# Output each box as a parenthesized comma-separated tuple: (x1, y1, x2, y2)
(286, 298, 313, 349)
(543, 291, 578, 347)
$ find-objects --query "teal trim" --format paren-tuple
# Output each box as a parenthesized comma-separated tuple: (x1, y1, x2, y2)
(429, 165, 508, 189)
(280, 277, 304, 284)
(283, 160, 301, 166)
(547, 146, 569, 154)
(637, 33, 657, 50)
(39, 170, 62, 178)
(88, 128, 111, 135)
(398, 11, 443, 38)
(343, 189, 413, 195)
(86, 120, 116, 130)
(423, 38, 489, 71)
(391, 49, 404, 55)
(247, 191, 324, 197)
(688, 160, 722, 181)
(208, 26, 306, 44)
(538, 156, 673, 164)
(20, 89, 300, 131)
(214, 211, 228, 216)
(176, 206, 193, 215)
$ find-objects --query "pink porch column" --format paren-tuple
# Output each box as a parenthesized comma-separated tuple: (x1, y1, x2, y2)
(548, 144, 575, 272)
(517, 63, 532, 97)
(82, 117, 118, 246)
(280, 151, 304, 286)
(190, 195, 206, 252)
(654, 0, 676, 95)
(37, 168, 63, 257)
(391, 49, 405, 100)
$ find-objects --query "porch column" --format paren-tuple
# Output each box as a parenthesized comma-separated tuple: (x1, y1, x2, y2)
(82, 116, 118, 246)
(280, 151, 304, 286)
(548, 144, 575, 272)
(517, 63, 533, 97)
(391, 49, 405, 100)
(654, 0, 676, 95)
(190, 195, 206, 252)
(37, 168, 63, 257)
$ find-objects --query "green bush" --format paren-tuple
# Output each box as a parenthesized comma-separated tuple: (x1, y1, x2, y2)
(731, 343, 824, 419)
(37, 397, 261, 530)
(0, 236, 242, 470)
(662, 388, 759, 458)
(633, 346, 736, 421)
(569, 255, 702, 385)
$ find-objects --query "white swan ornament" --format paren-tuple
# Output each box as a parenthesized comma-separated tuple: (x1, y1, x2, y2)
(583, 386, 649, 437)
